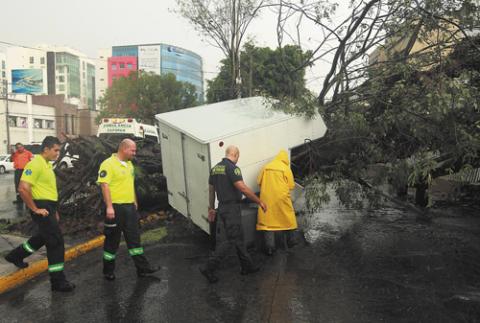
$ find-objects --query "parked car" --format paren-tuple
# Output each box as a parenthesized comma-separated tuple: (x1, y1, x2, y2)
(55, 143, 79, 169)
(0, 155, 14, 174)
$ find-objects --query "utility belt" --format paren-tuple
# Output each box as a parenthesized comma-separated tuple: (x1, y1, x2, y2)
(219, 200, 241, 206)
(33, 199, 58, 206)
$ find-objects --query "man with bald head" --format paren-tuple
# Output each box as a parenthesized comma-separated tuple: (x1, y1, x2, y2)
(97, 138, 158, 280)
(200, 145, 267, 283)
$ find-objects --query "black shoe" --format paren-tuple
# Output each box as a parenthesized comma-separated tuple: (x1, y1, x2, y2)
(287, 239, 298, 248)
(265, 248, 275, 256)
(4, 254, 28, 269)
(103, 273, 115, 281)
(241, 265, 261, 276)
(51, 280, 76, 292)
(137, 266, 159, 277)
(199, 267, 219, 284)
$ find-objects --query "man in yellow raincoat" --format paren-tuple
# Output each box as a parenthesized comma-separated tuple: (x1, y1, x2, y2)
(257, 150, 297, 255)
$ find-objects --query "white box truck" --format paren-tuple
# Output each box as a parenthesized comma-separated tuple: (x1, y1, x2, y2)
(155, 97, 327, 239)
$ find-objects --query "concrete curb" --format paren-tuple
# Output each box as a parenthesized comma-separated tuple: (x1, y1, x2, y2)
(0, 235, 105, 295)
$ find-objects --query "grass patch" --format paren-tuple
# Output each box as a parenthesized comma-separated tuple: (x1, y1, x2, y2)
(141, 227, 168, 244)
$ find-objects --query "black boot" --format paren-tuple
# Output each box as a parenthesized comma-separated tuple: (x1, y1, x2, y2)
(4, 253, 29, 269)
(265, 248, 275, 256)
(51, 280, 76, 292)
(137, 266, 159, 277)
(199, 266, 219, 284)
(241, 264, 261, 275)
(103, 272, 116, 281)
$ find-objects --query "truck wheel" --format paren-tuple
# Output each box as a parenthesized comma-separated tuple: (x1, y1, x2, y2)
(0, 166, 5, 174)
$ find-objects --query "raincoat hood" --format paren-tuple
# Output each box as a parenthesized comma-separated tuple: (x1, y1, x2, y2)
(275, 150, 289, 166)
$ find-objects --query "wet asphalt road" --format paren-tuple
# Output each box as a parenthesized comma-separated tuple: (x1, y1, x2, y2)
(0, 206, 479, 323)
(0, 173, 28, 220)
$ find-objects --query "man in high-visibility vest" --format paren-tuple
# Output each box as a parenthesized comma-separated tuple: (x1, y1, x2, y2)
(4, 136, 75, 292)
(97, 138, 158, 281)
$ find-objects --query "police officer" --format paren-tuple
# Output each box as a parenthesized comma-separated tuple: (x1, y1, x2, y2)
(4, 136, 75, 292)
(200, 145, 267, 283)
(98, 138, 158, 280)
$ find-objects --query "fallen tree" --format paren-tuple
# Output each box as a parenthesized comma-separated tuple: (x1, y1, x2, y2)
(55, 136, 169, 220)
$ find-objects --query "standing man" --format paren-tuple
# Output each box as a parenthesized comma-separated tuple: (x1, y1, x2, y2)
(200, 145, 267, 284)
(256, 150, 298, 256)
(11, 142, 33, 203)
(4, 136, 75, 292)
(97, 139, 158, 281)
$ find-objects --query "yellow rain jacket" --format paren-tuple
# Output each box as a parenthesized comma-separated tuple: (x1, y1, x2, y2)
(256, 150, 297, 231)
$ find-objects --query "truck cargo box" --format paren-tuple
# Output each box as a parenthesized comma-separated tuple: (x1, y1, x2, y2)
(155, 97, 327, 234)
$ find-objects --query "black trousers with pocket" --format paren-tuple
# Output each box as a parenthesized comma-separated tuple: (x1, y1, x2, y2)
(14, 169, 23, 200)
(102, 203, 150, 274)
(206, 203, 254, 272)
(7, 200, 66, 282)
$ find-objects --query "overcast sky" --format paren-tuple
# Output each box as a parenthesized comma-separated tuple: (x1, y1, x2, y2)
(0, 0, 348, 92)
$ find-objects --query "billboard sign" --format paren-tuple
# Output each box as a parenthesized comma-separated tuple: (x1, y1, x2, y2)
(166, 45, 186, 56)
(138, 45, 161, 74)
(12, 69, 44, 94)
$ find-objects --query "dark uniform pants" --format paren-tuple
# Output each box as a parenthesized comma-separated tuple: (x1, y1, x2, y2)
(7, 200, 66, 282)
(102, 203, 150, 274)
(206, 203, 254, 272)
(14, 169, 23, 201)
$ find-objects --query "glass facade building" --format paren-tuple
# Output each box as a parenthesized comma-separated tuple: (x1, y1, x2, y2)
(55, 52, 81, 99)
(111, 44, 204, 101)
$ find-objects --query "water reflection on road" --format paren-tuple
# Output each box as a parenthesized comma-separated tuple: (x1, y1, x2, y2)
(0, 173, 29, 220)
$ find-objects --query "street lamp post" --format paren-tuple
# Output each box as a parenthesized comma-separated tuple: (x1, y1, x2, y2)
(3, 79, 10, 153)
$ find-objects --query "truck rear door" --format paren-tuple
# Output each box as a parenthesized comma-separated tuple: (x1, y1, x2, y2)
(159, 126, 188, 216)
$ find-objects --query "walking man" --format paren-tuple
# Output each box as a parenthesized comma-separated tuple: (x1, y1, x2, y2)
(4, 136, 75, 292)
(200, 145, 267, 284)
(98, 138, 158, 281)
(11, 142, 33, 203)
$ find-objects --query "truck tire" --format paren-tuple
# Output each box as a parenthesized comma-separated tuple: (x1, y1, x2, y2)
(0, 166, 5, 174)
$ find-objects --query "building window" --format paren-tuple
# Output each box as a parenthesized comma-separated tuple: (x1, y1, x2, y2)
(1, 60, 5, 69)
(111, 64, 117, 70)
(120, 63, 125, 69)
(29, 56, 34, 64)
(100, 67, 104, 70)
(59, 84, 65, 91)
(58, 76, 65, 82)
(34, 119, 43, 128)
(40, 57, 45, 65)
(1, 71, 5, 78)
(9, 116, 27, 128)
(8, 116, 16, 127)
(100, 78, 104, 81)
(45, 120, 55, 129)
(127, 63, 133, 69)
